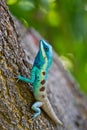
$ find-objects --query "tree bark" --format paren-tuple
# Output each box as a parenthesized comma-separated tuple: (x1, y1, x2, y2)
(0, 0, 87, 130)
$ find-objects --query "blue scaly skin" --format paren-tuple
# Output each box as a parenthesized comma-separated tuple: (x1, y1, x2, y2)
(18, 40, 62, 125)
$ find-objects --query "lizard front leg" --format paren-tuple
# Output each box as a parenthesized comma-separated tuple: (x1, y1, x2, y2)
(17, 67, 36, 83)
(17, 76, 34, 83)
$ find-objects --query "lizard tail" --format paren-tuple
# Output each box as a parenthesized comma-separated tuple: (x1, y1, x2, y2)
(42, 98, 63, 125)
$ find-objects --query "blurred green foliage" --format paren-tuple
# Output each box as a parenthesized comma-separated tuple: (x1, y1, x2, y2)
(6, 0, 87, 94)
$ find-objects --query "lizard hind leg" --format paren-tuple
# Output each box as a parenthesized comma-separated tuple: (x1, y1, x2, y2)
(31, 101, 43, 119)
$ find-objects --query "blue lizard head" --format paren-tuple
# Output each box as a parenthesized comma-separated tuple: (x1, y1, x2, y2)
(39, 40, 52, 68)
(33, 39, 52, 69)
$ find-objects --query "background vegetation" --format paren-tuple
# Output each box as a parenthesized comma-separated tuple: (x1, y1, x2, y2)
(6, 0, 87, 94)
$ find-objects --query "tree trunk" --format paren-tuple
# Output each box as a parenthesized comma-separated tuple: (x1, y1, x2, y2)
(0, 0, 87, 130)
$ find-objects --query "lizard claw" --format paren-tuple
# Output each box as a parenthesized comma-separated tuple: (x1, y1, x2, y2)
(28, 115, 35, 124)
(14, 75, 20, 83)
(30, 114, 35, 119)
(28, 118, 34, 124)
(16, 78, 19, 83)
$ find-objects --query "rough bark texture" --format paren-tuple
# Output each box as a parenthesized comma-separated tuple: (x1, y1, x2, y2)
(0, 0, 87, 130)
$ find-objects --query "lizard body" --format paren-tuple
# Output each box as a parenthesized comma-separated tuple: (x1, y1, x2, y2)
(18, 40, 62, 125)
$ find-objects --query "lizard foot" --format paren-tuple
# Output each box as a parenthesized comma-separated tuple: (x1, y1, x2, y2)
(13, 75, 20, 83)
(15, 75, 25, 83)
(28, 115, 35, 124)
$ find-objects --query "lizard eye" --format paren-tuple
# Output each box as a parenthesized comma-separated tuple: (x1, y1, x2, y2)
(45, 46, 49, 51)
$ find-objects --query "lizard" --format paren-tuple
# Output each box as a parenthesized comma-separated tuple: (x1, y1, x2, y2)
(17, 39, 62, 125)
